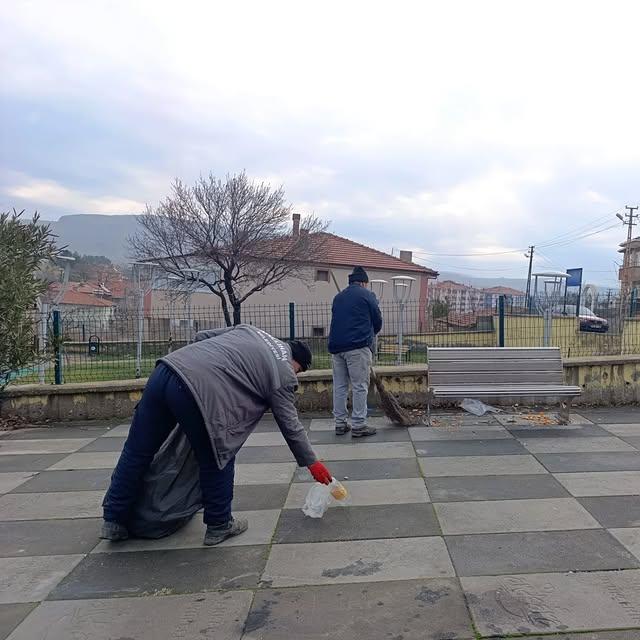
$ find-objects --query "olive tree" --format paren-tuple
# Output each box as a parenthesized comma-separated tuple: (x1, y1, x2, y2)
(0, 210, 59, 388)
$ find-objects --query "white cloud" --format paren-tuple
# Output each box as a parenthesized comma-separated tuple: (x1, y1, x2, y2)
(5, 177, 145, 214)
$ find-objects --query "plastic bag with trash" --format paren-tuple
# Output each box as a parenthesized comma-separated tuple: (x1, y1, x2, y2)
(302, 478, 348, 518)
(460, 398, 502, 416)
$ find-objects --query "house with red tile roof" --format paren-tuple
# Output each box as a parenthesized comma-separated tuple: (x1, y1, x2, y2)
(147, 215, 438, 337)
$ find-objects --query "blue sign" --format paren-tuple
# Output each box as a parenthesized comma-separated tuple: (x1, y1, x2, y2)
(566, 268, 583, 287)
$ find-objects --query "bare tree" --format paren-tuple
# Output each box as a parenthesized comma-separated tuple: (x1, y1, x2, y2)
(131, 172, 329, 326)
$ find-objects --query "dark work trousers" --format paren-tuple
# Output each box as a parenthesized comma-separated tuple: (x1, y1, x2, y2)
(103, 362, 234, 527)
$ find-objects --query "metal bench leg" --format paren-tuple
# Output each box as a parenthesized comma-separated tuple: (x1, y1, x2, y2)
(426, 389, 434, 426)
(559, 398, 572, 425)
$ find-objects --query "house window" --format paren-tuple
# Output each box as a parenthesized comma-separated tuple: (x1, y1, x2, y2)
(312, 327, 325, 337)
(315, 269, 330, 282)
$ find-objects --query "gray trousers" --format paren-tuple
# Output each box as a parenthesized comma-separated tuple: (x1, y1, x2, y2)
(332, 347, 372, 429)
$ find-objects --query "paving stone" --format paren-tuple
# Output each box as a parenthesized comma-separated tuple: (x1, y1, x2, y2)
(623, 436, 640, 450)
(232, 484, 289, 510)
(0, 473, 36, 495)
(243, 579, 475, 640)
(522, 633, 640, 640)
(236, 446, 296, 464)
(509, 424, 612, 438)
(101, 424, 130, 437)
(284, 478, 430, 509)
(0, 439, 95, 455)
(93, 510, 279, 552)
(0, 603, 37, 640)
(49, 546, 268, 599)
(601, 424, 640, 436)
(312, 442, 416, 460)
(578, 496, 640, 527)
(6, 591, 253, 640)
(435, 498, 600, 535)
(419, 454, 547, 477)
(610, 528, 640, 560)
(253, 419, 286, 433)
(0, 555, 84, 604)
(0, 427, 108, 440)
(293, 458, 421, 482)
(496, 413, 592, 426)
(0, 454, 67, 472)
(0, 519, 101, 557)
(426, 474, 569, 502)
(521, 436, 636, 453)
(234, 463, 296, 485)
(446, 530, 640, 576)
(245, 432, 287, 447)
(274, 503, 441, 543)
(554, 471, 640, 497)
(309, 417, 398, 431)
(581, 408, 640, 423)
(414, 439, 528, 456)
(538, 451, 640, 472)
(461, 570, 640, 636)
(10, 469, 113, 493)
(0, 491, 104, 520)
(263, 537, 455, 587)
(308, 428, 411, 443)
(78, 437, 126, 452)
(409, 426, 512, 440)
(47, 452, 119, 470)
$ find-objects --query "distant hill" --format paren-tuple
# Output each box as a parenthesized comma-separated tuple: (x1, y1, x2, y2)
(42, 214, 141, 264)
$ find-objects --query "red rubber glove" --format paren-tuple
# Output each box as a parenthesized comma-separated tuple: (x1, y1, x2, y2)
(308, 461, 332, 485)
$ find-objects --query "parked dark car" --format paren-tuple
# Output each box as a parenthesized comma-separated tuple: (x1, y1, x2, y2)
(553, 305, 609, 333)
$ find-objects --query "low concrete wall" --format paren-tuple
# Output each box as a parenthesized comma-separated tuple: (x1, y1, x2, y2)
(3, 358, 640, 423)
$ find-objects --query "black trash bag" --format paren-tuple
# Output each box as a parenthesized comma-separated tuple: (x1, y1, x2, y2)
(127, 426, 203, 539)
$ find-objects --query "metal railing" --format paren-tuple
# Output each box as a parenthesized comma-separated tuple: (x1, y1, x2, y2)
(8, 292, 640, 385)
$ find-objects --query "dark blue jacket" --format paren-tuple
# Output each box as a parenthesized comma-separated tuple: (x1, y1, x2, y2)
(328, 284, 383, 354)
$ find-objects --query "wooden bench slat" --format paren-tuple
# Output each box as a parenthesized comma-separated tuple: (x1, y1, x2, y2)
(430, 371, 565, 385)
(432, 360, 562, 373)
(429, 348, 560, 360)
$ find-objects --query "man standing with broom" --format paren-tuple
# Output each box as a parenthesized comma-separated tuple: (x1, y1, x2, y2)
(329, 266, 383, 437)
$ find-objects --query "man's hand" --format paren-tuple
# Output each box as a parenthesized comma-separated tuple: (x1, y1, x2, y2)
(308, 461, 332, 485)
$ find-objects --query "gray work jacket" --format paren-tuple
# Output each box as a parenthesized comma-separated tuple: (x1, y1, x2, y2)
(160, 324, 317, 470)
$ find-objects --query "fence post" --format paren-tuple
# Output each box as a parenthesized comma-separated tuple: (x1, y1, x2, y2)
(53, 309, 63, 385)
(498, 295, 505, 347)
(289, 302, 295, 340)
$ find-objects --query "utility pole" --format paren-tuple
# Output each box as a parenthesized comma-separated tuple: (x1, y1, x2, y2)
(525, 245, 535, 312)
(619, 206, 639, 303)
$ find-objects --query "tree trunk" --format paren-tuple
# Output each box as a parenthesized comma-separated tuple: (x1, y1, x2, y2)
(220, 296, 232, 327)
(232, 303, 242, 326)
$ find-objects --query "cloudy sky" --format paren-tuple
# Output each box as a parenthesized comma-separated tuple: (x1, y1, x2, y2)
(2, 0, 639, 287)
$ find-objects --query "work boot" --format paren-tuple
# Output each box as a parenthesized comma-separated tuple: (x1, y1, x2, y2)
(100, 520, 129, 542)
(335, 423, 351, 436)
(352, 425, 377, 438)
(204, 517, 249, 546)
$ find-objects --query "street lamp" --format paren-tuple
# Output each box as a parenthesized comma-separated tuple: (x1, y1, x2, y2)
(131, 261, 159, 378)
(180, 268, 201, 343)
(392, 276, 416, 365)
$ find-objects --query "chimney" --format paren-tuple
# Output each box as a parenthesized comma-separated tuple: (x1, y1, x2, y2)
(399, 250, 413, 263)
(292, 213, 301, 237)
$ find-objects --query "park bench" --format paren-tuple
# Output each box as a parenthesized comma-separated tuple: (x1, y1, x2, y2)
(377, 342, 411, 361)
(426, 347, 581, 425)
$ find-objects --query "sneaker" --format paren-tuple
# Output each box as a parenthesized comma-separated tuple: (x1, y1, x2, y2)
(100, 521, 129, 542)
(352, 426, 377, 438)
(335, 424, 351, 436)
(204, 517, 249, 546)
